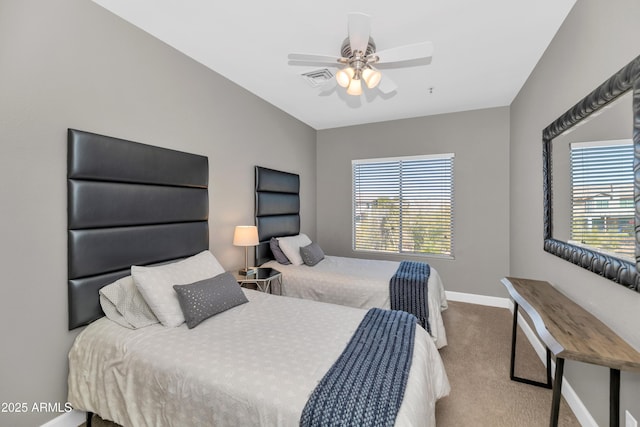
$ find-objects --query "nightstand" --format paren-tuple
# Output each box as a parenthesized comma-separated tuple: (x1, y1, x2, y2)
(233, 267, 282, 295)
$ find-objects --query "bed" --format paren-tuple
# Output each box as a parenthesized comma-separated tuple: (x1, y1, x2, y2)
(255, 166, 449, 349)
(66, 130, 450, 427)
(262, 255, 448, 348)
(68, 287, 449, 427)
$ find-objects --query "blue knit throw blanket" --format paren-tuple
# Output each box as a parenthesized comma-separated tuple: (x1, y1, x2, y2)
(390, 260, 431, 333)
(300, 308, 416, 427)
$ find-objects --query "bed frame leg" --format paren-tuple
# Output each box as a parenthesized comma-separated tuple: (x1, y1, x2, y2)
(86, 411, 93, 427)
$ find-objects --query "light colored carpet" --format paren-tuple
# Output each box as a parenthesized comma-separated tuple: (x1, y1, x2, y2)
(80, 301, 581, 426)
(436, 301, 580, 427)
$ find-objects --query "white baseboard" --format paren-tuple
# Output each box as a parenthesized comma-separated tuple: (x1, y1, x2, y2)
(445, 290, 512, 308)
(446, 290, 595, 426)
(40, 409, 85, 427)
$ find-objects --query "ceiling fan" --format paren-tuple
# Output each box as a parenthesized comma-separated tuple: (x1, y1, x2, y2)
(288, 12, 434, 96)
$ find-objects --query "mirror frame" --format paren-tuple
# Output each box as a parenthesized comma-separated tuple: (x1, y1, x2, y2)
(543, 54, 640, 291)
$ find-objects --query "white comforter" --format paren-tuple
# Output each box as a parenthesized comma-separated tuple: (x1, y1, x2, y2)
(263, 256, 449, 348)
(68, 290, 450, 427)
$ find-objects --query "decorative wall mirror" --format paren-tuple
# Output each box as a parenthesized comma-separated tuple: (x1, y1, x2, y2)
(543, 55, 640, 291)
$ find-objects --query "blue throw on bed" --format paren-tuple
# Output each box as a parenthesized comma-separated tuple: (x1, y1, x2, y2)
(390, 260, 431, 333)
(300, 308, 416, 427)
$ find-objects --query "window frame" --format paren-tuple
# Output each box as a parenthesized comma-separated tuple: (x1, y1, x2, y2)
(351, 153, 455, 259)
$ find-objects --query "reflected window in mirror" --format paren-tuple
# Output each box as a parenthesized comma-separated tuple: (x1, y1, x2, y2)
(569, 139, 634, 261)
(543, 55, 640, 290)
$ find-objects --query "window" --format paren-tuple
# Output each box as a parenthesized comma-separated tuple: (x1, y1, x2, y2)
(570, 139, 634, 261)
(352, 153, 454, 257)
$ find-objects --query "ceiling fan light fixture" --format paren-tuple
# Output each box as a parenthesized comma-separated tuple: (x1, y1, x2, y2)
(346, 77, 362, 96)
(362, 67, 381, 89)
(288, 13, 433, 98)
(336, 67, 354, 88)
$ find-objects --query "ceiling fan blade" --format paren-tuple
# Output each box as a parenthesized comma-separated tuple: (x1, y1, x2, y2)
(377, 73, 398, 94)
(348, 12, 371, 54)
(374, 41, 434, 64)
(288, 53, 342, 64)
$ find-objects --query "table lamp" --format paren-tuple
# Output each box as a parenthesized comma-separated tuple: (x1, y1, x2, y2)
(233, 225, 259, 275)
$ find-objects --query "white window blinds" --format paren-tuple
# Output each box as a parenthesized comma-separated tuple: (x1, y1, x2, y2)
(570, 140, 634, 261)
(352, 153, 454, 257)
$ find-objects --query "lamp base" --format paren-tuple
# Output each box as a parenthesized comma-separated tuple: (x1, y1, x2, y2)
(238, 268, 257, 276)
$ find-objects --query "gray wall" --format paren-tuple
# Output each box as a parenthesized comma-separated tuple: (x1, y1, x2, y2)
(317, 107, 511, 298)
(0, 0, 315, 425)
(510, 0, 640, 424)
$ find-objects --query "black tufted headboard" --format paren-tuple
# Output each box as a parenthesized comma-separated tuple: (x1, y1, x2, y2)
(254, 166, 300, 266)
(67, 129, 209, 329)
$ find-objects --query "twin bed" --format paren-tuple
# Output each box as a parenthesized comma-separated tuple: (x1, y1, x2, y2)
(255, 166, 449, 349)
(66, 130, 450, 427)
(261, 256, 448, 348)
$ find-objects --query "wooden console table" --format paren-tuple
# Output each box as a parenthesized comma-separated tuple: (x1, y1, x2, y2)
(501, 277, 640, 427)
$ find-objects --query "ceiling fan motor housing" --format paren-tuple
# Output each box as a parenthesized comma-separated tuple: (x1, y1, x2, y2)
(341, 37, 376, 58)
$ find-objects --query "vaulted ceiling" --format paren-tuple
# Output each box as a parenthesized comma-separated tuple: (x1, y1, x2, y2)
(92, 0, 576, 130)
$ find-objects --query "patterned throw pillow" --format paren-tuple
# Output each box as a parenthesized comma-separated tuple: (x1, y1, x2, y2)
(99, 275, 159, 329)
(300, 242, 325, 266)
(173, 272, 248, 329)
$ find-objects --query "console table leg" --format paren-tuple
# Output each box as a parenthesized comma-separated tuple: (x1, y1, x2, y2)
(550, 357, 564, 427)
(509, 302, 519, 380)
(610, 368, 620, 427)
(545, 347, 552, 385)
(510, 302, 552, 388)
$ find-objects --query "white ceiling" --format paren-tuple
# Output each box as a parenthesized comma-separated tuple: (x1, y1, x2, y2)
(92, 0, 576, 130)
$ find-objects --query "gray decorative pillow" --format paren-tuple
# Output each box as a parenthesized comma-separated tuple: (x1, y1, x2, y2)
(132, 250, 225, 327)
(270, 237, 291, 265)
(173, 272, 248, 329)
(300, 242, 325, 266)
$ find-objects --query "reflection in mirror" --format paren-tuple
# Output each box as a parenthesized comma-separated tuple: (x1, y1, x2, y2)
(542, 54, 640, 290)
(551, 91, 634, 261)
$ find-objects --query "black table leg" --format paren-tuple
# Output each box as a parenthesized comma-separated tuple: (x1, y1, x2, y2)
(550, 358, 565, 427)
(510, 302, 519, 379)
(610, 368, 620, 427)
(510, 302, 552, 388)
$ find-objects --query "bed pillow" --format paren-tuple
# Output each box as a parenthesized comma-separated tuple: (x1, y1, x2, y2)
(300, 242, 325, 266)
(270, 237, 291, 265)
(277, 233, 312, 266)
(99, 275, 159, 329)
(132, 250, 225, 327)
(173, 272, 249, 329)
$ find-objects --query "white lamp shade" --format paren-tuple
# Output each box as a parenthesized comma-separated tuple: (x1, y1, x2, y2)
(346, 78, 362, 96)
(233, 225, 259, 246)
(362, 68, 382, 89)
(336, 67, 354, 88)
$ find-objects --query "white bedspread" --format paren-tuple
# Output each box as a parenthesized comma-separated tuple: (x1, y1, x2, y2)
(263, 256, 449, 348)
(68, 290, 449, 427)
